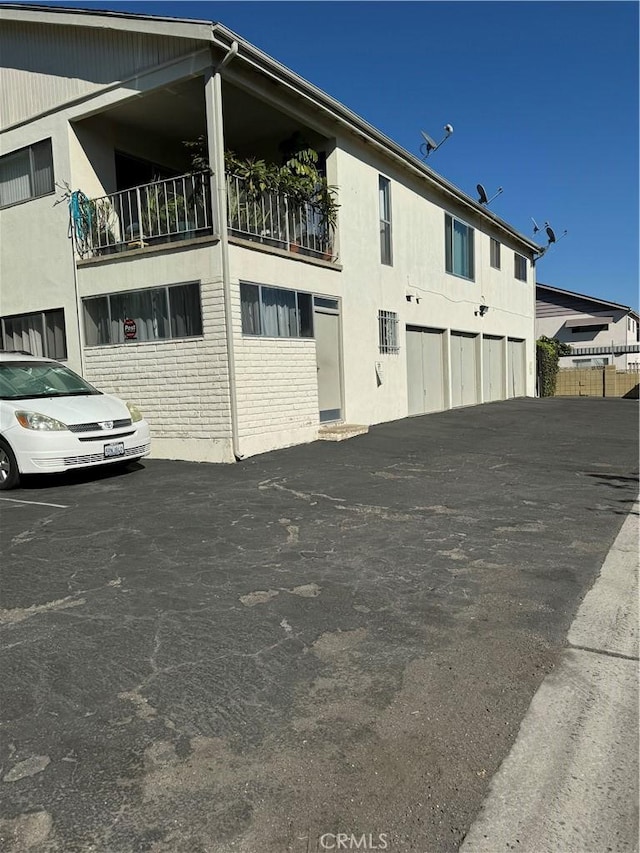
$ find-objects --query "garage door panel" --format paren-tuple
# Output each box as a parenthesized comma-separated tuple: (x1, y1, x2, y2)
(508, 338, 526, 398)
(406, 326, 445, 415)
(452, 331, 479, 408)
(483, 335, 505, 402)
(406, 329, 425, 416)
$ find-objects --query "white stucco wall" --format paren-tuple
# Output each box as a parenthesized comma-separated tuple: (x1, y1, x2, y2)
(332, 138, 535, 425)
(537, 305, 639, 369)
(0, 113, 82, 367)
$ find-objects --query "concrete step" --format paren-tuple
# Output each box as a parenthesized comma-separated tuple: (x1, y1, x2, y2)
(317, 423, 369, 442)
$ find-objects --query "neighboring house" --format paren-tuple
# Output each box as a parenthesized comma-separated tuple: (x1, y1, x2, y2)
(1, 5, 541, 464)
(536, 283, 640, 370)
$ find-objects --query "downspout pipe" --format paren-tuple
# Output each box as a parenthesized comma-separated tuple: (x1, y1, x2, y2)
(208, 38, 242, 459)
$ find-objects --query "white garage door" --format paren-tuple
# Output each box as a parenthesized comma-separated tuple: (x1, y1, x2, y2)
(482, 335, 505, 402)
(451, 331, 479, 408)
(508, 338, 526, 398)
(406, 326, 446, 415)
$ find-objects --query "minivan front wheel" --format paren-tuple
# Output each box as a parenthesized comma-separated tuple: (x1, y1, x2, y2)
(0, 440, 20, 490)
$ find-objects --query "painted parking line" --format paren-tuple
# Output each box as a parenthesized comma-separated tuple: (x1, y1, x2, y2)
(0, 497, 69, 509)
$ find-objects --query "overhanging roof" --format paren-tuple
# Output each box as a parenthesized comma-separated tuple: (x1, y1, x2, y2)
(537, 282, 638, 318)
(0, 3, 542, 253)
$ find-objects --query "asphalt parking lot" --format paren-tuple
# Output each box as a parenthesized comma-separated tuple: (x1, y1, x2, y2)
(0, 397, 638, 853)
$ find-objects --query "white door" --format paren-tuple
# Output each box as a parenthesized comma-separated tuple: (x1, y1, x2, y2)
(451, 331, 479, 408)
(482, 335, 505, 402)
(508, 338, 526, 398)
(314, 297, 342, 422)
(406, 326, 446, 415)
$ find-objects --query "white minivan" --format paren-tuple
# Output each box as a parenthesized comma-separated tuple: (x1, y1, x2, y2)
(0, 353, 151, 490)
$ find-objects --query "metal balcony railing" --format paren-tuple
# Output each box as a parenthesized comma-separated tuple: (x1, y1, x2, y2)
(226, 174, 334, 260)
(74, 171, 213, 258)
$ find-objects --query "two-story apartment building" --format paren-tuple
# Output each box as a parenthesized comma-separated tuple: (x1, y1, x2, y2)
(536, 283, 640, 370)
(0, 5, 541, 463)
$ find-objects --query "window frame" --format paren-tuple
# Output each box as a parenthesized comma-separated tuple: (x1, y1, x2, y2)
(0, 139, 55, 209)
(240, 282, 314, 339)
(379, 175, 393, 266)
(378, 310, 399, 354)
(82, 282, 203, 347)
(490, 238, 501, 270)
(444, 213, 475, 280)
(514, 252, 528, 282)
(1, 307, 67, 360)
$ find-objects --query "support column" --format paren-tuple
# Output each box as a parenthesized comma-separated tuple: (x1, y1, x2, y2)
(204, 53, 241, 459)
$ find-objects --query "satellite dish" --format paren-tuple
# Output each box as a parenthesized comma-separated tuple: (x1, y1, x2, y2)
(420, 124, 454, 159)
(420, 130, 438, 152)
(476, 184, 503, 206)
(546, 225, 557, 243)
(531, 217, 541, 234)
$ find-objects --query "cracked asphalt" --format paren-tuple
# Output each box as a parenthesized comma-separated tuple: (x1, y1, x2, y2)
(0, 396, 638, 853)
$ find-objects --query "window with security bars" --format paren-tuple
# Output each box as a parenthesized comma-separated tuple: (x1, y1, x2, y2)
(0, 139, 54, 208)
(1, 308, 67, 359)
(378, 310, 399, 354)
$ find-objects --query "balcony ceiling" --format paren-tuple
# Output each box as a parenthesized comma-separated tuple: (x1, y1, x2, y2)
(92, 77, 326, 154)
(99, 77, 207, 143)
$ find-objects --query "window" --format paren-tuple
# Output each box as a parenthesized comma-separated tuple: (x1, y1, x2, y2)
(0, 139, 54, 208)
(1, 308, 67, 359)
(573, 357, 608, 367)
(570, 323, 608, 334)
(82, 282, 202, 346)
(240, 283, 313, 338)
(490, 238, 501, 269)
(378, 310, 399, 354)
(444, 213, 474, 279)
(514, 253, 528, 281)
(379, 176, 392, 265)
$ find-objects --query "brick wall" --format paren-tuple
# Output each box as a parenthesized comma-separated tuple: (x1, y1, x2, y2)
(84, 282, 233, 460)
(231, 284, 319, 458)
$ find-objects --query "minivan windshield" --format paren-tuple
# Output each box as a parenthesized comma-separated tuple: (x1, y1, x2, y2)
(0, 361, 101, 400)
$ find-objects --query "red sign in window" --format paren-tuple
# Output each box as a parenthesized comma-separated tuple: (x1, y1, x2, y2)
(123, 318, 137, 340)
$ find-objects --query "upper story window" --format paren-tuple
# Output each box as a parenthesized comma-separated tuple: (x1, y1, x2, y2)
(1, 308, 67, 360)
(83, 282, 202, 346)
(379, 176, 392, 265)
(378, 310, 399, 354)
(0, 139, 54, 208)
(490, 238, 501, 269)
(240, 283, 313, 338)
(444, 213, 474, 280)
(514, 253, 528, 281)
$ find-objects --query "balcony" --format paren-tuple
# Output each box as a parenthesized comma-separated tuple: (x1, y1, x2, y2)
(73, 172, 214, 258)
(227, 174, 334, 261)
(75, 173, 335, 263)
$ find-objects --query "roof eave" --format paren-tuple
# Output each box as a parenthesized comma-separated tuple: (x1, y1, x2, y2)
(537, 282, 634, 314)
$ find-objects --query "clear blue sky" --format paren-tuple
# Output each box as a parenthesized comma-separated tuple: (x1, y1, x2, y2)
(24, 1, 640, 309)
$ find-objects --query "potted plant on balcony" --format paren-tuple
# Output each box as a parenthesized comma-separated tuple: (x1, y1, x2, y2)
(139, 183, 191, 242)
(183, 133, 339, 257)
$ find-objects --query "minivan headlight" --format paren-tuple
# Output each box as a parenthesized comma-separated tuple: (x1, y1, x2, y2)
(15, 411, 68, 431)
(126, 402, 143, 423)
